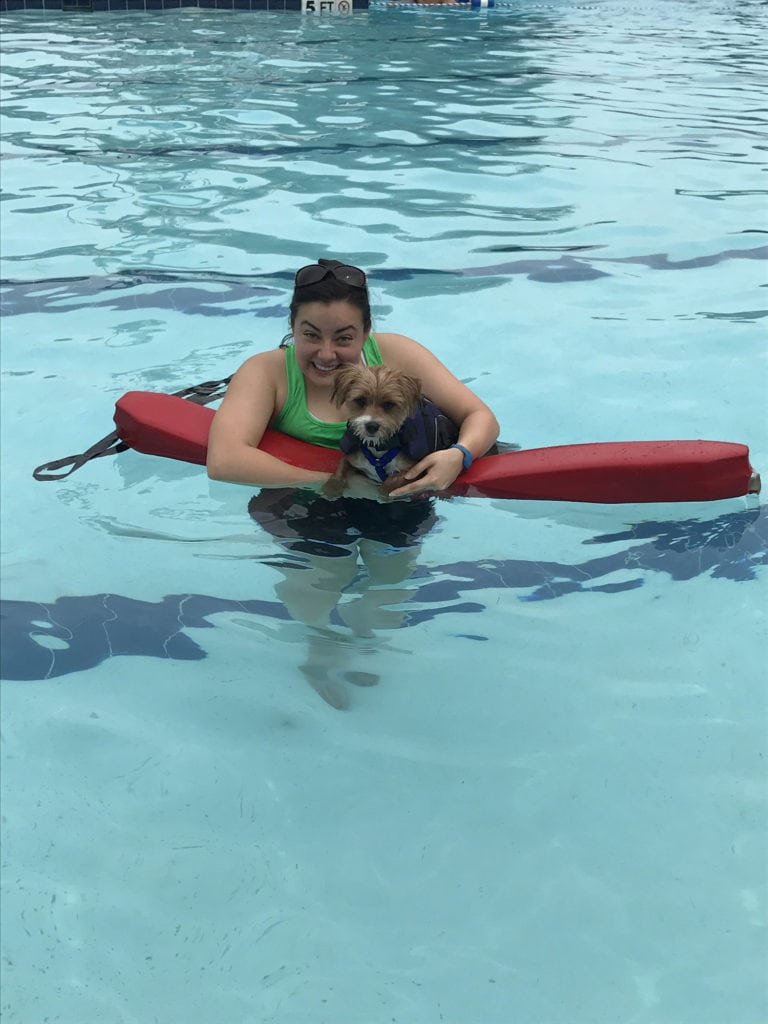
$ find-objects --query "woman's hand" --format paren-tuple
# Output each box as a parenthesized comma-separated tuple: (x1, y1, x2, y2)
(386, 447, 466, 499)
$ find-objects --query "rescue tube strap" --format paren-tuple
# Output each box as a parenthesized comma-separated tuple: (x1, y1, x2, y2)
(32, 432, 129, 481)
(32, 374, 232, 481)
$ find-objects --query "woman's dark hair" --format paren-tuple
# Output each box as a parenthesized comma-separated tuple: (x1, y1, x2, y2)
(289, 259, 372, 333)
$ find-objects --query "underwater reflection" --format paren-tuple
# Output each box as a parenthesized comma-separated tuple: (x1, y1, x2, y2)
(246, 488, 438, 708)
(2, 505, 765, 702)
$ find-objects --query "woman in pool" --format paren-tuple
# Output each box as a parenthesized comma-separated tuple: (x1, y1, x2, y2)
(207, 259, 499, 707)
(206, 258, 499, 497)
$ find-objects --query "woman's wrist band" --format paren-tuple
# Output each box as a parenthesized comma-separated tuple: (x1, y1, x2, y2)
(450, 443, 474, 471)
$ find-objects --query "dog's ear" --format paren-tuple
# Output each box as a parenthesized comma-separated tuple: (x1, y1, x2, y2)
(398, 373, 424, 415)
(330, 364, 360, 407)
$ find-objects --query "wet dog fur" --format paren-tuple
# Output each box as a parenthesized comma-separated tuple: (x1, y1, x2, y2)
(323, 364, 424, 498)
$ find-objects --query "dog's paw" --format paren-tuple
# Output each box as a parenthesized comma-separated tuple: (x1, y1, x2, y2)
(321, 478, 345, 499)
(342, 473, 387, 500)
(381, 470, 410, 495)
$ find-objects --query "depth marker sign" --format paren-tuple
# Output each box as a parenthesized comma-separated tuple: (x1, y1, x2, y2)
(302, 0, 353, 13)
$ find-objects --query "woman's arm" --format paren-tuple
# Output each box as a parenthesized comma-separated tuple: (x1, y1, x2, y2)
(206, 351, 331, 489)
(376, 332, 500, 497)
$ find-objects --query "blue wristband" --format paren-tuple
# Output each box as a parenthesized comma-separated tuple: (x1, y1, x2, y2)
(451, 443, 474, 471)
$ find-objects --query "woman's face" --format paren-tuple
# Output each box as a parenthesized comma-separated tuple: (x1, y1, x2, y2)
(291, 301, 369, 388)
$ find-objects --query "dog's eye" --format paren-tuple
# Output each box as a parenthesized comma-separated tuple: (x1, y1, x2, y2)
(352, 397, 367, 409)
(381, 401, 397, 412)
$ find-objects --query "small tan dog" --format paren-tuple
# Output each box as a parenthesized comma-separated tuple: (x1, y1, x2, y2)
(323, 364, 458, 498)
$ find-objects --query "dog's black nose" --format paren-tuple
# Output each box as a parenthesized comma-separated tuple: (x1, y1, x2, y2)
(365, 421, 380, 435)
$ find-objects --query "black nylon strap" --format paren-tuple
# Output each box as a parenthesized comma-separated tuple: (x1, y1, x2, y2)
(172, 376, 232, 404)
(32, 374, 233, 481)
(33, 433, 129, 481)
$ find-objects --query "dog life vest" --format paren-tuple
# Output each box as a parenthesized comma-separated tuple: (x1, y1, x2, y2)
(340, 398, 460, 481)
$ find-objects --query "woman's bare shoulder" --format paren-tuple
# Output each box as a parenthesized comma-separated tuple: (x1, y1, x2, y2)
(211, 347, 286, 445)
(374, 331, 417, 347)
(373, 331, 426, 359)
(234, 347, 284, 376)
(218, 348, 286, 418)
(374, 331, 444, 371)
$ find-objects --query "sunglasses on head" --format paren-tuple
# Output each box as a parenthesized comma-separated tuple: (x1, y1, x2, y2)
(294, 262, 367, 289)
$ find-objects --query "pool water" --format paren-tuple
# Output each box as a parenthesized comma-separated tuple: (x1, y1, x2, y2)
(1, 2, 766, 1021)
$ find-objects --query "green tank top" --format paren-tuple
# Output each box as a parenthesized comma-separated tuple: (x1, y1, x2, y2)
(271, 334, 383, 448)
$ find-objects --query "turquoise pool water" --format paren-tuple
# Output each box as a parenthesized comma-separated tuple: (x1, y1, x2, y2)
(1, 2, 767, 1021)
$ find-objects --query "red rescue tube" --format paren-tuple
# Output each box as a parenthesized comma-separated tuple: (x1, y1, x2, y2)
(114, 391, 759, 504)
(114, 391, 339, 472)
(451, 440, 755, 503)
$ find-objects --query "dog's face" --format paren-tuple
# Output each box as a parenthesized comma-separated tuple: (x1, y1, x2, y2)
(331, 364, 423, 446)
